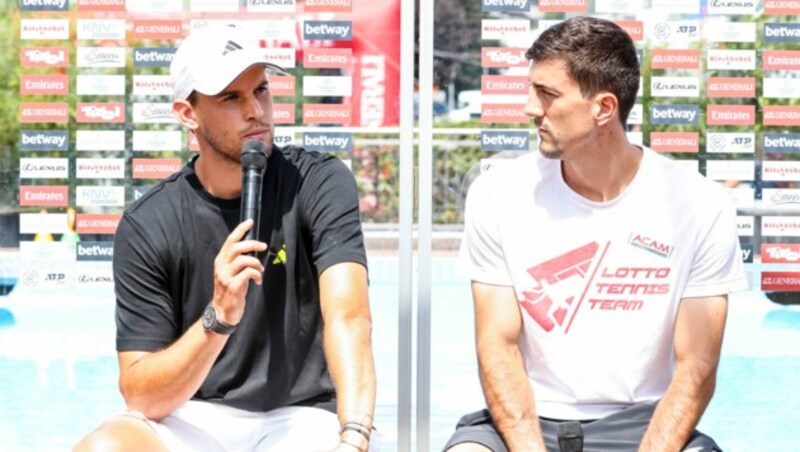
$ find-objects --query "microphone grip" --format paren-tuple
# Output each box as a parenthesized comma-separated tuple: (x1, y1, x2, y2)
(557, 421, 584, 452)
(240, 170, 264, 252)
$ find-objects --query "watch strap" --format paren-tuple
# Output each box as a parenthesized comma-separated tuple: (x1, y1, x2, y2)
(204, 304, 237, 335)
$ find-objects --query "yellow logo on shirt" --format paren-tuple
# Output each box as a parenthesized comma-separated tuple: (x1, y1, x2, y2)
(272, 244, 287, 265)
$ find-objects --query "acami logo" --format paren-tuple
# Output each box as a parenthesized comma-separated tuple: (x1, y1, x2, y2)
(481, 131, 529, 152)
(304, 132, 353, 152)
(629, 233, 674, 258)
(76, 241, 114, 261)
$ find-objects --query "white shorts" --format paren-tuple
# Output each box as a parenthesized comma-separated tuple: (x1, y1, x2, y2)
(123, 400, 381, 452)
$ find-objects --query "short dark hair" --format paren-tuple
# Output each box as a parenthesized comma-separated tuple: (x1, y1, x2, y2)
(526, 16, 639, 125)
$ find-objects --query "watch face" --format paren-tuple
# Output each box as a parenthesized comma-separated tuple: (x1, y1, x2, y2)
(202, 306, 215, 329)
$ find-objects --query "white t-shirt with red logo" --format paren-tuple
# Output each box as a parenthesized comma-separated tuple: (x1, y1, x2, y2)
(460, 147, 748, 420)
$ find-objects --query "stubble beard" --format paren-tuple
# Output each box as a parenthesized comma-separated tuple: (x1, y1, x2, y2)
(538, 137, 563, 160)
(200, 127, 241, 166)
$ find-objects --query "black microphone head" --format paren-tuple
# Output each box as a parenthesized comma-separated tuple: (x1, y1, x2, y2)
(241, 139, 268, 172)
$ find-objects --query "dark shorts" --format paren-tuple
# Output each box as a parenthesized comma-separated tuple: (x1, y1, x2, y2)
(443, 401, 721, 452)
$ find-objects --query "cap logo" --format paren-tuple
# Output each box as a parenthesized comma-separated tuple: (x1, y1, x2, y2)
(223, 40, 243, 56)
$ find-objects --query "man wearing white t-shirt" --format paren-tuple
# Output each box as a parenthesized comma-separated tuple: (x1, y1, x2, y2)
(445, 17, 747, 452)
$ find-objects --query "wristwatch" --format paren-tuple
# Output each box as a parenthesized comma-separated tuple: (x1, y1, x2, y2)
(202, 303, 237, 335)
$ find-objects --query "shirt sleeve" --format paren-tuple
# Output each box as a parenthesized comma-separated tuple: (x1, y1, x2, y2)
(682, 194, 749, 298)
(114, 212, 180, 351)
(458, 174, 513, 286)
(299, 156, 367, 275)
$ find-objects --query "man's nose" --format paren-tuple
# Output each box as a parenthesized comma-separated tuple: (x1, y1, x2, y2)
(243, 95, 263, 120)
(524, 93, 544, 118)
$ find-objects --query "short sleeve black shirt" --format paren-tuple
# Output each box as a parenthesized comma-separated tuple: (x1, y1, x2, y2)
(114, 146, 367, 412)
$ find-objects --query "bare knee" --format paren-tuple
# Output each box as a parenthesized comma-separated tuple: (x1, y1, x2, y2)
(446, 443, 494, 452)
(73, 417, 166, 452)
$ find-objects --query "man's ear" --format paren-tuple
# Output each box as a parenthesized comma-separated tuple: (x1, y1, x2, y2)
(592, 92, 618, 127)
(173, 99, 199, 131)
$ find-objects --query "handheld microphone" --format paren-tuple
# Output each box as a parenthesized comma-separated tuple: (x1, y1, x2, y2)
(240, 140, 268, 255)
(557, 421, 584, 452)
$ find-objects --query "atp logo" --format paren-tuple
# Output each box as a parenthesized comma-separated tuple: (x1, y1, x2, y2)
(521, 242, 599, 333)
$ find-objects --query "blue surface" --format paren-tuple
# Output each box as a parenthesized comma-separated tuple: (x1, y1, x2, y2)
(0, 256, 798, 451)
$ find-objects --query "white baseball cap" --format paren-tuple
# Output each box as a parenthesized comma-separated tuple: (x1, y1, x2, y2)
(170, 25, 287, 100)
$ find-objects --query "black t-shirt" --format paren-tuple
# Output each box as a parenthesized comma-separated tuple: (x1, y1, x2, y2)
(114, 145, 367, 413)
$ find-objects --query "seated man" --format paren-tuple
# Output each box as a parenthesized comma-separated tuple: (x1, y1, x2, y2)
(74, 25, 377, 452)
(445, 16, 746, 452)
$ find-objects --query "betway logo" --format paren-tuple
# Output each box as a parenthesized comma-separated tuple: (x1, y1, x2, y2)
(304, 132, 353, 151)
(765, 23, 800, 42)
(764, 133, 800, 153)
(134, 48, 176, 67)
(303, 20, 352, 40)
(20, 0, 69, 11)
(740, 244, 753, 263)
(650, 105, 698, 124)
(481, 131, 529, 152)
(76, 242, 114, 261)
(20, 130, 68, 151)
(482, 0, 530, 11)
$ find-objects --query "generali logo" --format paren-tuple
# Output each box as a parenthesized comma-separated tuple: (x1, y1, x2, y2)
(650, 49, 699, 69)
(272, 103, 296, 124)
(76, 213, 121, 234)
(20, 102, 68, 123)
(19, 185, 68, 207)
(304, 48, 352, 69)
(763, 106, 800, 126)
(303, 0, 352, 12)
(77, 103, 125, 123)
(707, 105, 755, 126)
(538, 0, 588, 13)
(481, 47, 528, 68)
(707, 77, 755, 98)
(614, 21, 643, 41)
(762, 244, 800, 263)
(303, 104, 352, 125)
(269, 76, 296, 96)
(762, 272, 800, 290)
(77, 0, 126, 11)
(481, 75, 528, 96)
(481, 103, 528, 124)
(765, 0, 800, 14)
(763, 50, 800, 70)
(649, 132, 698, 153)
(132, 20, 183, 40)
(21, 47, 69, 67)
(132, 158, 183, 179)
(20, 74, 68, 95)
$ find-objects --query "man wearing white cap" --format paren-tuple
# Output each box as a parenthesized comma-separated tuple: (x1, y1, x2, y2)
(75, 25, 377, 452)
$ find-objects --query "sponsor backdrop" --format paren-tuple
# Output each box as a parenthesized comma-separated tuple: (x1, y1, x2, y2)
(15, 0, 400, 292)
(476, 0, 800, 292)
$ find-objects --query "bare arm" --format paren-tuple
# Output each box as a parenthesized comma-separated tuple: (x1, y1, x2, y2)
(118, 220, 266, 420)
(320, 262, 376, 451)
(473, 281, 546, 452)
(639, 295, 728, 451)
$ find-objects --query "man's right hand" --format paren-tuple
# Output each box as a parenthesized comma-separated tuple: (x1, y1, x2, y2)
(210, 218, 267, 326)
